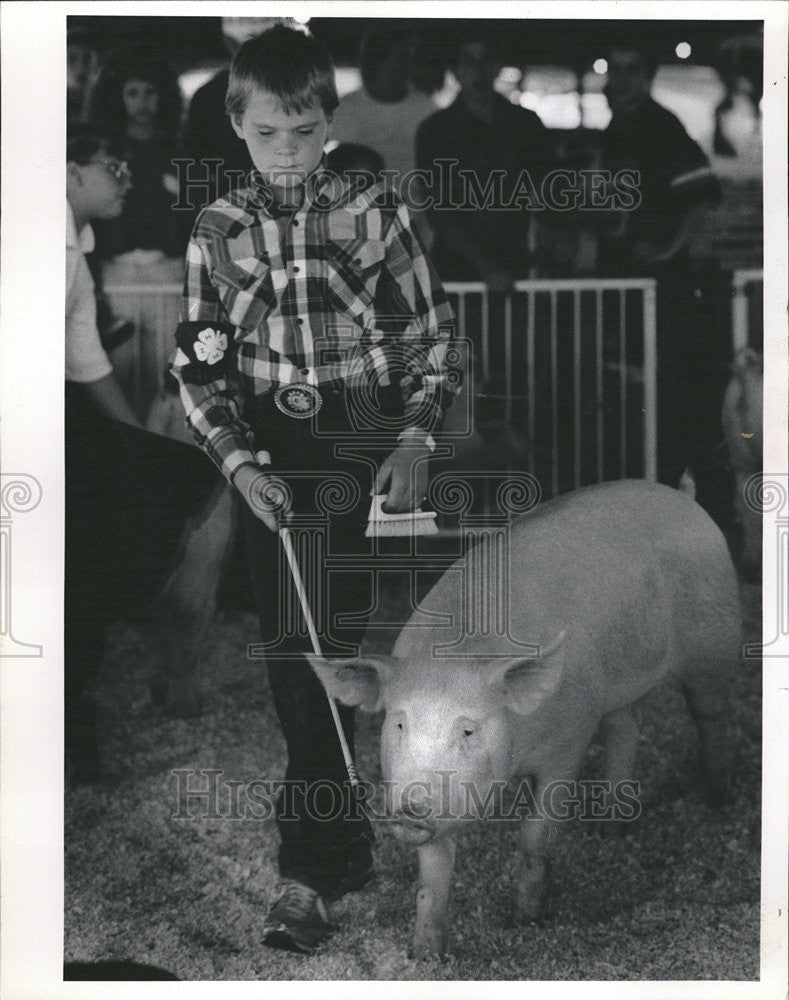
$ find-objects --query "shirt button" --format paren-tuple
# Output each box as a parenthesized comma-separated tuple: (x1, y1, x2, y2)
(300, 368, 310, 376)
(292, 219, 300, 227)
(295, 317, 304, 324)
(292, 265, 300, 274)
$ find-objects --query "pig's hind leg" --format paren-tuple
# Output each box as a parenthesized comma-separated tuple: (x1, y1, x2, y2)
(680, 667, 733, 805)
(512, 767, 583, 924)
(513, 736, 597, 923)
(599, 702, 644, 833)
(514, 807, 554, 924)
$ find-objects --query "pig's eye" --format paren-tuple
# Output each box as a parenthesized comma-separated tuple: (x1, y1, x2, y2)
(396, 722, 404, 731)
(459, 719, 477, 739)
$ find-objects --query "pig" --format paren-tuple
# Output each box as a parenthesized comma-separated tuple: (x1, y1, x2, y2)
(310, 479, 740, 958)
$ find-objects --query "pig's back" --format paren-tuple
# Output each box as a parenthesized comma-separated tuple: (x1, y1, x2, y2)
(396, 481, 739, 707)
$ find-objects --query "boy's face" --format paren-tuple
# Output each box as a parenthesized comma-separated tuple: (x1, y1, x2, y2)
(232, 89, 330, 194)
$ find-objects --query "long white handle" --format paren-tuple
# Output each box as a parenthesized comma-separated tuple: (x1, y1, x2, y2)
(278, 524, 360, 789)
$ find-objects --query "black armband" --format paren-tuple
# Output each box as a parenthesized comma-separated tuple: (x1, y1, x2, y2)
(174, 321, 235, 375)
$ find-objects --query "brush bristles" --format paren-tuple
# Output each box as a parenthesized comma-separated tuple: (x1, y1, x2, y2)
(365, 495, 438, 537)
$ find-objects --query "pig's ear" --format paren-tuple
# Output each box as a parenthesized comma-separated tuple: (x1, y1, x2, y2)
(306, 655, 398, 712)
(485, 629, 568, 716)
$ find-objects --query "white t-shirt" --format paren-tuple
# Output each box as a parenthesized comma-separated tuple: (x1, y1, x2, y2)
(66, 203, 112, 383)
(330, 88, 437, 186)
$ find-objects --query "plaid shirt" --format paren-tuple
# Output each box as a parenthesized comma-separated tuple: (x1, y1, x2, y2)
(169, 162, 458, 484)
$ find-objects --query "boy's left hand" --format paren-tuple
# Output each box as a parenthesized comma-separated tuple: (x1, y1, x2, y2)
(374, 442, 431, 514)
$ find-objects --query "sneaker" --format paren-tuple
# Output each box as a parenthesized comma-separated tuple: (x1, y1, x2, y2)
(262, 880, 333, 954)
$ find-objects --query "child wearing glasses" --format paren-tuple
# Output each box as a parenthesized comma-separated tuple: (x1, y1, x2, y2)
(170, 23, 459, 953)
(66, 121, 138, 426)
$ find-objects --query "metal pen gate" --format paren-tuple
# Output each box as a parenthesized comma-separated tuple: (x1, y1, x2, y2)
(104, 278, 658, 506)
(731, 269, 764, 354)
(443, 279, 657, 501)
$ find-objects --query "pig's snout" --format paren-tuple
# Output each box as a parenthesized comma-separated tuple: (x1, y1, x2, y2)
(398, 802, 434, 824)
(389, 801, 438, 845)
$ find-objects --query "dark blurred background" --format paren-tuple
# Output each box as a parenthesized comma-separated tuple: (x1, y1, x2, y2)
(68, 15, 763, 270)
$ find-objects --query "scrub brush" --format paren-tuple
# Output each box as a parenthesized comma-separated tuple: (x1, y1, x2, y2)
(365, 494, 438, 537)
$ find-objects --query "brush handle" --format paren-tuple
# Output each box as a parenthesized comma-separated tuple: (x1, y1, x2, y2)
(278, 525, 360, 791)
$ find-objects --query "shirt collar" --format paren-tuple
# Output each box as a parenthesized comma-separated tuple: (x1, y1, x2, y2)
(66, 202, 95, 254)
(247, 155, 340, 215)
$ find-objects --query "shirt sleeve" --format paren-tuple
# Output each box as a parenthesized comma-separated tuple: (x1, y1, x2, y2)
(373, 199, 462, 435)
(168, 229, 258, 485)
(65, 246, 113, 383)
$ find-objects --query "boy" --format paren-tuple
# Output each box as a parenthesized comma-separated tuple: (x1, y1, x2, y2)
(170, 25, 458, 954)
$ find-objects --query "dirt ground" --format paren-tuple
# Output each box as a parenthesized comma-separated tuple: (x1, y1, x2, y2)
(64, 573, 762, 982)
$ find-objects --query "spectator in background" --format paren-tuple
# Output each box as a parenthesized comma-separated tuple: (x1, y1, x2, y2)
(598, 38, 721, 278)
(67, 25, 101, 122)
(90, 46, 188, 419)
(326, 142, 384, 192)
(66, 122, 229, 783)
(416, 29, 550, 291)
(598, 35, 727, 522)
(330, 24, 440, 191)
(66, 122, 139, 427)
(183, 17, 283, 214)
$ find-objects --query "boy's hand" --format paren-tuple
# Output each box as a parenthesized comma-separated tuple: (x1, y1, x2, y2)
(374, 442, 431, 514)
(234, 464, 292, 533)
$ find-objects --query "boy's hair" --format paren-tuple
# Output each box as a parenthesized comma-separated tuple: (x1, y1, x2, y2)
(226, 23, 339, 121)
(67, 119, 117, 164)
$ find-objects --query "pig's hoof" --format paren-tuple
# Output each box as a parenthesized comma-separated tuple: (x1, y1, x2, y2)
(408, 931, 449, 962)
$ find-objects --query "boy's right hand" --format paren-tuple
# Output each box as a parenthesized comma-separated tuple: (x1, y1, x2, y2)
(234, 465, 292, 533)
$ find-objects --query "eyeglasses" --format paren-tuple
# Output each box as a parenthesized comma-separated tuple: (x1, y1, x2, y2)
(88, 158, 132, 183)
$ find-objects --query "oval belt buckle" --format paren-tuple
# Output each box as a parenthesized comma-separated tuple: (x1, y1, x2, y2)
(273, 382, 323, 419)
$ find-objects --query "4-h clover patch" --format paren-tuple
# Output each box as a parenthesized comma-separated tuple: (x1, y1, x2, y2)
(174, 321, 234, 373)
(194, 327, 227, 365)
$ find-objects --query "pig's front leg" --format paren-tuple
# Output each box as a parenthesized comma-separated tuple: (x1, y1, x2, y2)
(410, 836, 456, 960)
